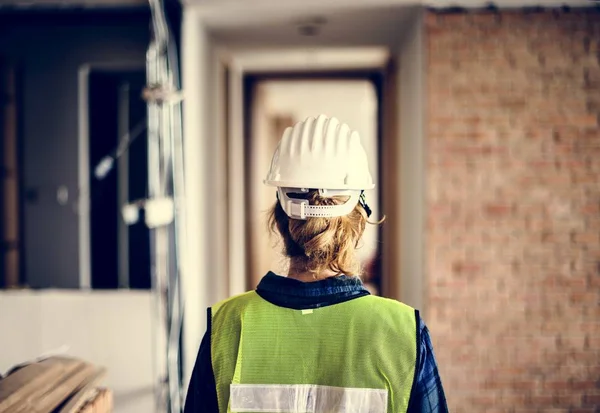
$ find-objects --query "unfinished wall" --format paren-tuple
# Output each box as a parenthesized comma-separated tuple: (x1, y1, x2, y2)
(425, 9, 600, 412)
(0, 11, 149, 288)
(0, 290, 154, 413)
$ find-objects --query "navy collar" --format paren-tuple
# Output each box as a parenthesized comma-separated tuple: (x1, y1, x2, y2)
(255, 271, 370, 310)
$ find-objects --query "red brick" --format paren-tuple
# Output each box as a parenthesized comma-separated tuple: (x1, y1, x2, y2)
(484, 203, 513, 217)
(571, 381, 598, 390)
(582, 394, 600, 405)
(586, 276, 600, 288)
(544, 381, 572, 391)
(569, 290, 600, 302)
(581, 204, 600, 215)
(449, 263, 483, 279)
(544, 275, 587, 289)
(567, 115, 598, 127)
(555, 392, 582, 406)
(529, 160, 557, 169)
(579, 322, 600, 333)
(446, 144, 509, 156)
(528, 394, 555, 406)
(572, 232, 600, 244)
(426, 8, 600, 413)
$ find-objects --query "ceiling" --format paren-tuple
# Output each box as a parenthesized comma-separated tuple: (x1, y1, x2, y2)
(210, 5, 418, 48)
(0, 0, 592, 47)
(191, 0, 593, 47)
(0, 0, 590, 10)
(188, 0, 592, 7)
(0, 0, 147, 8)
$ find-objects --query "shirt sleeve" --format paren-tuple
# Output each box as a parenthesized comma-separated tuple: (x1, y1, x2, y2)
(183, 310, 219, 413)
(407, 313, 449, 413)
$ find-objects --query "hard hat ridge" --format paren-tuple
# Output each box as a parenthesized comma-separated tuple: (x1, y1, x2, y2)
(264, 114, 374, 220)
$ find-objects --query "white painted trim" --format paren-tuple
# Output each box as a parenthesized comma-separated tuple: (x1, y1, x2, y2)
(181, 7, 207, 392)
(227, 63, 247, 297)
(210, 56, 230, 302)
(228, 47, 390, 72)
(78, 65, 91, 290)
(420, 9, 429, 319)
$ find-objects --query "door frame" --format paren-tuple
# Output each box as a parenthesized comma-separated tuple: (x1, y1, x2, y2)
(241, 70, 389, 293)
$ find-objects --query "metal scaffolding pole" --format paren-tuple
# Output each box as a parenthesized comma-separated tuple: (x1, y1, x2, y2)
(145, 1, 187, 412)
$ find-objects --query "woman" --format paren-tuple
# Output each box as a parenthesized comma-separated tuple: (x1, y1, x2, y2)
(184, 115, 448, 413)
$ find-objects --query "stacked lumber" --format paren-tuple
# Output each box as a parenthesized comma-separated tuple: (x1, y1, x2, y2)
(65, 388, 112, 413)
(0, 356, 111, 413)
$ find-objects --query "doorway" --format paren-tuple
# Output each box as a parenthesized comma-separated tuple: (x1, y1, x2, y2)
(88, 69, 150, 289)
(180, 6, 426, 385)
(244, 72, 384, 294)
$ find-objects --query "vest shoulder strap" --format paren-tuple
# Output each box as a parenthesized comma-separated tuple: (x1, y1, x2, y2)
(211, 290, 256, 318)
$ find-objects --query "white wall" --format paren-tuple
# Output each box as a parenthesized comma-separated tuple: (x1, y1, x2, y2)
(0, 291, 154, 413)
(181, 8, 229, 391)
(398, 9, 426, 312)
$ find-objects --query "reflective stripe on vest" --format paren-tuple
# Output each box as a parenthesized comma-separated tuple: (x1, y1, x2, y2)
(211, 291, 417, 413)
(229, 384, 388, 413)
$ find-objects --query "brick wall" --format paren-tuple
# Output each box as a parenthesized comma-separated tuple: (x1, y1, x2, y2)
(425, 9, 600, 412)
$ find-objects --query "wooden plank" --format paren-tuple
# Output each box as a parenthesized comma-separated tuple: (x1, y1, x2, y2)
(0, 358, 73, 412)
(27, 362, 96, 413)
(58, 367, 106, 413)
(73, 389, 99, 413)
(5, 359, 80, 413)
(77, 388, 112, 413)
(61, 389, 99, 413)
(99, 388, 113, 413)
(0, 357, 91, 413)
(0, 357, 109, 413)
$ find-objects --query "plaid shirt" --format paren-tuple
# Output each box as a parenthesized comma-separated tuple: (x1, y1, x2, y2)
(184, 272, 448, 413)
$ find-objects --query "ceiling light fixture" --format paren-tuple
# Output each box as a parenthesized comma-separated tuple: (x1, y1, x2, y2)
(295, 16, 328, 37)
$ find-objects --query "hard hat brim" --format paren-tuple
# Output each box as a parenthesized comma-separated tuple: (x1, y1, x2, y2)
(264, 179, 375, 191)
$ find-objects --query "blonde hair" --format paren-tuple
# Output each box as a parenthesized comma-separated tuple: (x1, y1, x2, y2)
(268, 190, 368, 278)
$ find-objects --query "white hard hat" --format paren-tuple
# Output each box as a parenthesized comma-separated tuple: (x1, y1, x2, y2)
(264, 115, 374, 220)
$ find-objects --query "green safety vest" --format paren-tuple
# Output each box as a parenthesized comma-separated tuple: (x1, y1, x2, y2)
(211, 291, 417, 413)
